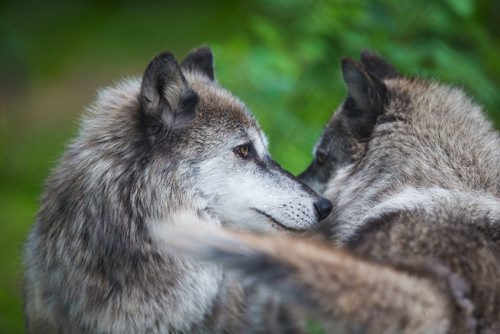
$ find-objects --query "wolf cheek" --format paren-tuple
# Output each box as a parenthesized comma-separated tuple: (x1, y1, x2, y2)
(195, 141, 332, 233)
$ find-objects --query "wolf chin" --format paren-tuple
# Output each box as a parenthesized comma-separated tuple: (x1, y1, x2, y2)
(166, 51, 500, 333)
(23, 47, 332, 333)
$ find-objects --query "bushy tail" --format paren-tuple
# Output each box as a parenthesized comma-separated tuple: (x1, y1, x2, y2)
(160, 227, 456, 334)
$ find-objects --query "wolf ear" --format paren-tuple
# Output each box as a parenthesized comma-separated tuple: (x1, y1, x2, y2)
(360, 50, 399, 80)
(341, 58, 387, 138)
(181, 47, 215, 81)
(139, 52, 198, 133)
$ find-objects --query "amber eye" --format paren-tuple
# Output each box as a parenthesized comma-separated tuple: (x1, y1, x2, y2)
(316, 151, 327, 164)
(234, 144, 251, 158)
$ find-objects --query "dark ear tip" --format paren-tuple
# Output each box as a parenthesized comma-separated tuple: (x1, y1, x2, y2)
(341, 57, 354, 67)
(185, 46, 214, 62)
(151, 51, 177, 66)
(182, 46, 215, 80)
(144, 52, 179, 76)
(192, 46, 213, 56)
(341, 57, 353, 65)
(360, 49, 377, 60)
(359, 49, 399, 79)
(341, 58, 360, 73)
(360, 50, 389, 65)
(141, 51, 184, 105)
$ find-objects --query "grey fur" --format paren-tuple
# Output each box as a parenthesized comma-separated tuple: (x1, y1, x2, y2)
(301, 51, 500, 242)
(297, 51, 500, 332)
(23, 48, 330, 333)
(162, 51, 500, 333)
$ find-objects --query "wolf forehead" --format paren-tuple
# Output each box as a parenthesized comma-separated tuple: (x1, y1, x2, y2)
(185, 72, 258, 132)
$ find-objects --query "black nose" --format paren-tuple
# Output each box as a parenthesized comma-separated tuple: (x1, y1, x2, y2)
(314, 197, 333, 221)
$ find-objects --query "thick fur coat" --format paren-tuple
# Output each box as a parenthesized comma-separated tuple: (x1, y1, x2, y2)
(23, 48, 331, 333)
(166, 51, 500, 333)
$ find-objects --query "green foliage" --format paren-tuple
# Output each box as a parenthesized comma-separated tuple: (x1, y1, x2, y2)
(0, 0, 498, 332)
(213, 0, 500, 171)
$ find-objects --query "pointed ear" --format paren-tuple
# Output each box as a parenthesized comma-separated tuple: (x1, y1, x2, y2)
(360, 50, 399, 79)
(140, 52, 198, 133)
(181, 47, 215, 81)
(341, 58, 387, 111)
(341, 58, 387, 138)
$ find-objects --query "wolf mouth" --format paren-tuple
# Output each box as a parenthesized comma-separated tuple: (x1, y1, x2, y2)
(252, 208, 306, 233)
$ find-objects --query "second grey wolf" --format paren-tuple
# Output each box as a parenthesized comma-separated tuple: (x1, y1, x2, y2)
(23, 47, 332, 333)
(164, 52, 500, 333)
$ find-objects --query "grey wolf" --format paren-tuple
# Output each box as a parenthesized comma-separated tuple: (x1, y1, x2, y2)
(165, 51, 500, 333)
(23, 47, 332, 333)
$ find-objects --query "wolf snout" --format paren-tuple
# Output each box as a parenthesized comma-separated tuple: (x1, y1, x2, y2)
(314, 197, 333, 221)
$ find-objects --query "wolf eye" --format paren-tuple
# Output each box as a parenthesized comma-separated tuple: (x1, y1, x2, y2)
(234, 144, 253, 158)
(316, 150, 327, 164)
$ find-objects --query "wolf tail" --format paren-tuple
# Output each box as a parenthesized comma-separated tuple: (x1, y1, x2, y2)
(160, 227, 469, 334)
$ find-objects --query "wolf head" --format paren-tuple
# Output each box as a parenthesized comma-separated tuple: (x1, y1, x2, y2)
(299, 51, 500, 240)
(45, 47, 331, 241)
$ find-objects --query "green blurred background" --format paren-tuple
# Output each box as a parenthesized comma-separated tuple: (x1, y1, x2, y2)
(1, 0, 499, 332)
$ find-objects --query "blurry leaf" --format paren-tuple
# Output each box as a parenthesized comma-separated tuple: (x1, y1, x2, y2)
(296, 38, 326, 63)
(445, 0, 474, 18)
(251, 18, 282, 47)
